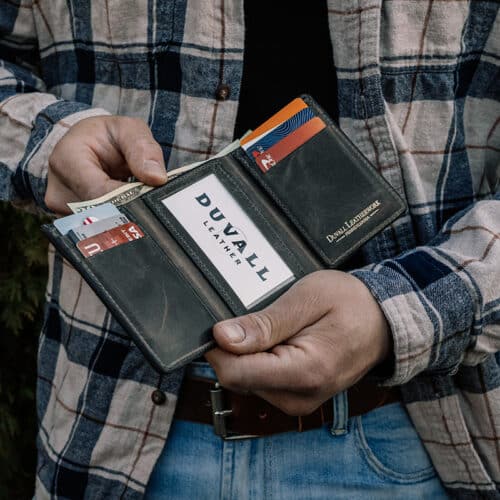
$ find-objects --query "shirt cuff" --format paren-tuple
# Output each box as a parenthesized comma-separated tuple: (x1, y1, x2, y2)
(351, 249, 475, 386)
(12, 98, 111, 210)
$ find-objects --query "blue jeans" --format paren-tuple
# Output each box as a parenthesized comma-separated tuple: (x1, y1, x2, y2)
(145, 363, 449, 499)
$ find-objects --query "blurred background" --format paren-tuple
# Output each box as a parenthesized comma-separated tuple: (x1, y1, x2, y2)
(0, 202, 48, 499)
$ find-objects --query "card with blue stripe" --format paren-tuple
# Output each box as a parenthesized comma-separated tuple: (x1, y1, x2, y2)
(244, 107, 315, 158)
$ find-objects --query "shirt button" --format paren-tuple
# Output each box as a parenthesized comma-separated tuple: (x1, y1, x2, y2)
(151, 389, 167, 405)
(216, 84, 231, 101)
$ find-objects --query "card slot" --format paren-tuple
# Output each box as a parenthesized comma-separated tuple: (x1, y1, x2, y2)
(41, 224, 218, 372)
(235, 104, 406, 267)
(80, 231, 144, 261)
(85, 233, 219, 369)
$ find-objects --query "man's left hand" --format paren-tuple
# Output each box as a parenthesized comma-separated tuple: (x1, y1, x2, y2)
(205, 270, 391, 416)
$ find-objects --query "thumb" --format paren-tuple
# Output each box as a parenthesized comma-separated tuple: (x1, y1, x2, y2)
(110, 117, 168, 186)
(213, 312, 291, 354)
(213, 277, 327, 354)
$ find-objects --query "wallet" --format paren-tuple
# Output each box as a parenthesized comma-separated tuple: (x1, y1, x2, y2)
(41, 95, 406, 373)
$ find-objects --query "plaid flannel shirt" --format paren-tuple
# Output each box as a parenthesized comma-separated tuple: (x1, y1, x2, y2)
(1, 0, 499, 498)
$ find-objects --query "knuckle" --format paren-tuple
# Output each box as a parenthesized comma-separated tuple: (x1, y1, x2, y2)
(132, 139, 161, 164)
(135, 137, 159, 152)
(249, 312, 274, 348)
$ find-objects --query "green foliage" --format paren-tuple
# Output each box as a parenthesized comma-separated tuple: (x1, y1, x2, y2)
(0, 202, 48, 499)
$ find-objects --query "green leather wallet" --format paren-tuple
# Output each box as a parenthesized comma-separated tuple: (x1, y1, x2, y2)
(41, 95, 406, 373)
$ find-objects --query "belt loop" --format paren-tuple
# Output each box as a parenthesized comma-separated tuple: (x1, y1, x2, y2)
(330, 390, 349, 436)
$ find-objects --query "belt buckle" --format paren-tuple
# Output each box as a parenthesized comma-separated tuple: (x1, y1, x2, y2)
(210, 383, 257, 441)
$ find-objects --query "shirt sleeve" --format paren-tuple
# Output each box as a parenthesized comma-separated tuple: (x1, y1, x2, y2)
(352, 189, 500, 386)
(0, 3, 110, 210)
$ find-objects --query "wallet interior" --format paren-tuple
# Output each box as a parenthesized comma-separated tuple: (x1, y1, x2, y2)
(42, 96, 405, 373)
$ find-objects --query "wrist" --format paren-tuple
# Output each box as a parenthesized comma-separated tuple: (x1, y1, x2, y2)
(37, 103, 111, 211)
(348, 272, 392, 369)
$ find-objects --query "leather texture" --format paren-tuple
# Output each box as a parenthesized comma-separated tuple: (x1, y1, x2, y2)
(41, 96, 405, 373)
(238, 95, 406, 267)
(41, 223, 219, 372)
(175, 376, 401, 437)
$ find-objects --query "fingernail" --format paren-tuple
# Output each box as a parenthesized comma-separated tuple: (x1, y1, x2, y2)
(220, 323, 246, 343)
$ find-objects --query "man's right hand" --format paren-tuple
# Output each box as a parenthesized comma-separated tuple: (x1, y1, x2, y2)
(45, 116, 168, 214)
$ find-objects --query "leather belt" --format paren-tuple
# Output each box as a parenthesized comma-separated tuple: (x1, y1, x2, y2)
(174, 377, 400, 440)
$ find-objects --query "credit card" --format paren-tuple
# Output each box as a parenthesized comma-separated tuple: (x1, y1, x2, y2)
(244, 107, 315, 158)
(54, 203, 121, 235)
(76, 222, 144, 258)
(254, 116, 326, 173)
(240, 98, 308, 147)
(68, 214, 130, 243)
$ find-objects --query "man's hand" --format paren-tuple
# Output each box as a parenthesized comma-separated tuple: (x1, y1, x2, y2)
(205, 270, 391, 416)
(45, 116, 168, 214)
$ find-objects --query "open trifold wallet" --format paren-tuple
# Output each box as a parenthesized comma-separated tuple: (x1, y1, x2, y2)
(42, 95, 406, 373)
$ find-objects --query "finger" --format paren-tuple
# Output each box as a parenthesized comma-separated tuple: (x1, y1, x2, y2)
(206, 349, 332, 417)
(110, 117, 168, 186)
(53, 152, 128, 201)
(253, 389, 325, 417)
(206, 350, 325, 416)
(213, 274, 330, 354)
(205, 344, 318, 393)
(45, 176, 80, 214)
